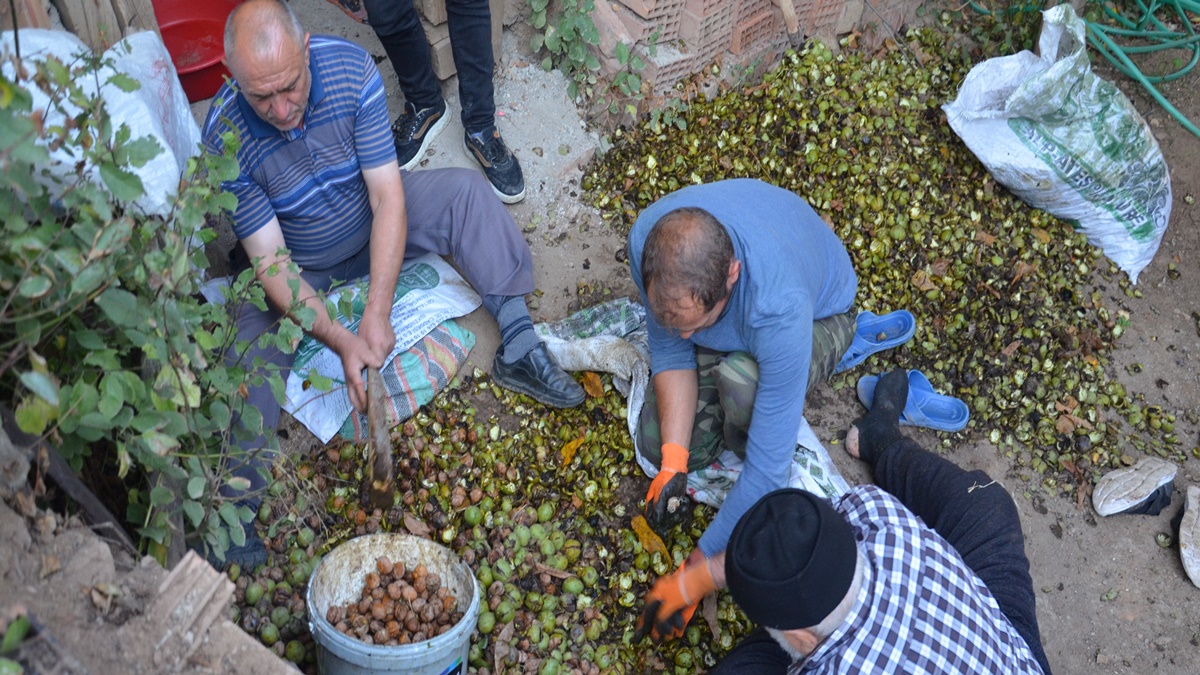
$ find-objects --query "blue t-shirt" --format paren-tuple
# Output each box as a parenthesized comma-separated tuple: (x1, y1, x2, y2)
(201, 36, 396, 270)
(628, 179, 858, 556)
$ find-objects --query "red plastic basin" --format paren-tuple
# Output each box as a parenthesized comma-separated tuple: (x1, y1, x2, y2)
(152, 0, 239, 102)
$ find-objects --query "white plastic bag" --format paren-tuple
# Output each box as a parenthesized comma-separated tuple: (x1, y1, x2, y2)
(0, 29, 199, 216)
(943, 5, 1171, 283)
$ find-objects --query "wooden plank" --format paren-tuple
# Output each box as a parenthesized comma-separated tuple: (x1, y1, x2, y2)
(110, 0, 160, 39)
(51, 0, 123, 50)
(0, 0, 52, 32)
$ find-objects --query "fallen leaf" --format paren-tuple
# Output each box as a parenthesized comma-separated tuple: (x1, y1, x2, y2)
(1001, 340, 1021, 358)
(702, 592, 721, 640)
(1031, 227, 1051, 244)
(1056, 395, 1079, 413)
(1055, 415, 1077, 435)
(40, 555, 61, 579)
(401, 512, 432, 538)
(561, 436, 586, 464)
(975, 230, 997, 246)
(1011, 260, 1037, 286)
(630, 515, 668, 557)
(930, 258, 951, 277)
(534, 562, 571, 579)
(911, 269, 936, 292)
(571, 494, 583, 509)
(581, 372, 604, 398)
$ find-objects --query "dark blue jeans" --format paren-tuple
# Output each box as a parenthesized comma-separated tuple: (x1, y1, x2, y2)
(713, 437, 1053, 675)
(363, 0, 495, 134)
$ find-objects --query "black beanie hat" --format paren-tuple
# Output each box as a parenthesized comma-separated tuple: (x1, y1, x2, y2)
(725, 488, 858, 630)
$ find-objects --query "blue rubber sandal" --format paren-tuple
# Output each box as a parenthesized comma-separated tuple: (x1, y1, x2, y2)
(834, 310, 917, 374)
(856, 369, 970, 432)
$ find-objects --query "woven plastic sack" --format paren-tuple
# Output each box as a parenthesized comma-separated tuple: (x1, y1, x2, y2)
(943, 4, 1171, 283)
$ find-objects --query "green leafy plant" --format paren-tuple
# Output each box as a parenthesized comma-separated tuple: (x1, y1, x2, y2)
(0, 42, 305, 564)
(530, 0, 602, 100)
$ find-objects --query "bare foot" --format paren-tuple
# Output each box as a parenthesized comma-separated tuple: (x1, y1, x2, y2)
(845, 425, 862, 459)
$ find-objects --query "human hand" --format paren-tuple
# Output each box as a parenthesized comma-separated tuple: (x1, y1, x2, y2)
(357, 310, 396, 363)
(337, 334, 383, 414)
(645, 443, 690, 531)
(634, 558, 716, 642)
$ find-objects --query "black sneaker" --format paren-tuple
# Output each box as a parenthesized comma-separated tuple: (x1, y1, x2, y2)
(464, 129, 526, 204)
(392, 99, 448, 171)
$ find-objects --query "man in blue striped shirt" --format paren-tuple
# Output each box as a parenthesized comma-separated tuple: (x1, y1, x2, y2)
(201, 0, 582, 567)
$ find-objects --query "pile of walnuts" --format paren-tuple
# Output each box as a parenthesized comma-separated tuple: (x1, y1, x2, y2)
(326, 556, 464, 646)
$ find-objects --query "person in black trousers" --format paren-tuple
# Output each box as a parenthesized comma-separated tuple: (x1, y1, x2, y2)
(362, 0, 525, 203)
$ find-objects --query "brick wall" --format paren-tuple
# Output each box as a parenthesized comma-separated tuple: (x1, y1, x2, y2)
(419, 0, 922, 105)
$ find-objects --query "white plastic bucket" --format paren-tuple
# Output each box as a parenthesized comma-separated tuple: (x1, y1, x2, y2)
(307, 533, 480, 674)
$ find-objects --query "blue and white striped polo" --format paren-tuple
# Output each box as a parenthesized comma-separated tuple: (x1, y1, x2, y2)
(201, 36, 396, 270)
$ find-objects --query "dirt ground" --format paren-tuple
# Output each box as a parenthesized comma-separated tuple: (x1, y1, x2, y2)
(3, 0, 1199, 672)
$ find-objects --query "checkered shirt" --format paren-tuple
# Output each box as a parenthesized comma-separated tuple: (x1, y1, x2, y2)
(790, 485, 1045, 675)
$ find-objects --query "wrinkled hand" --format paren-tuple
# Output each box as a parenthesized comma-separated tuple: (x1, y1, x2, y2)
(358, 310, 396, 362)
(338, 334, 383, 414)
(646, 442, 690, 531)
(634, 558, 716, 642)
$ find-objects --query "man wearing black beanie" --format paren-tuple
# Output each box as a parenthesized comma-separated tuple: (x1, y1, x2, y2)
(642, 369, 1053, 674)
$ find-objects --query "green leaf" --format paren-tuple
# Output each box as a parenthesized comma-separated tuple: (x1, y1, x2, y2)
(70, 264, 108, 297)
(187, 476, 206, 500)
(226, 476, 251, 492)
(119, 135, 162, 167)
(182, 500, 205, 527)
(18, 371, 59, 406)
(229, 520, 246, 547)
(17, 275, 51, 299)
(533, 9, 547, 29)
(99, 162, 145, 202)
(141, 431, 180, 457)
(14, 397, 55, 435)
(530, 33, 545, 52)
(530, 0, 549, 11)
(585, 54, 601, 71)
(107, 71, 141, 92)
(149, 485, 175, 507)
(541, 56, 554, 71)
(219, 502, 240, 529)
(96, 287, 140, 325)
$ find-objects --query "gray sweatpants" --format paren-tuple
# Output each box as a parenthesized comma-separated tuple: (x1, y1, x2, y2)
(223, 168, 532, 501)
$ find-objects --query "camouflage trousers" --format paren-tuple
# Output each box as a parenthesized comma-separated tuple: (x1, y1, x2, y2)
(638, 311, 856, 471)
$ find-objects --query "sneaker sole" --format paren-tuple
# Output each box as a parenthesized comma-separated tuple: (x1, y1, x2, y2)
(398, 105, 449, 172)
(462, 138, 526, 204)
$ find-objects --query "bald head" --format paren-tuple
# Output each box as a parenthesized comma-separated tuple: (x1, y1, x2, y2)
(224, 0, 306, 75)
(222, 0, 312, 131)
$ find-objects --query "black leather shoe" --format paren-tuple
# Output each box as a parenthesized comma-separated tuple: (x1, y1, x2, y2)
(492, 343, 585, 408)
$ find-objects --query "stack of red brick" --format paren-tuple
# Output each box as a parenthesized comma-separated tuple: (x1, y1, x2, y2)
(593, 0, 853, 98)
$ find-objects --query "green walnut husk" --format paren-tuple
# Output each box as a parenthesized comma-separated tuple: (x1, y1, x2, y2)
(583, 30, 1183, 489)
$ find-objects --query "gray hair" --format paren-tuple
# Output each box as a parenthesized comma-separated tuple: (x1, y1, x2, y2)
(224, 0, 306, 71)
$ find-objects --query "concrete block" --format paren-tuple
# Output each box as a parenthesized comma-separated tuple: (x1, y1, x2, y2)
(417, 0, 448, 25)
(594, 0, 636, 58)
(429, 34, 457, 80)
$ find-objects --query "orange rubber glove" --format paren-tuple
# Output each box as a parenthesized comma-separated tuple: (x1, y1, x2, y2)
(645, 442, 690, 530)
(634, 557, 717, 642)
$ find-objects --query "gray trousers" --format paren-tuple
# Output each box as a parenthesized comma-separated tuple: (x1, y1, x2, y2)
(223, 168, 532, 501)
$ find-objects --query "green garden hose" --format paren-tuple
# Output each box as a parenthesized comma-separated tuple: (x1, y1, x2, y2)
(970, 0, 1200, 138)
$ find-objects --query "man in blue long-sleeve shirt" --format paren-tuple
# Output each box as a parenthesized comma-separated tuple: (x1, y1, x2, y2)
(628, 179, 858, 639)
